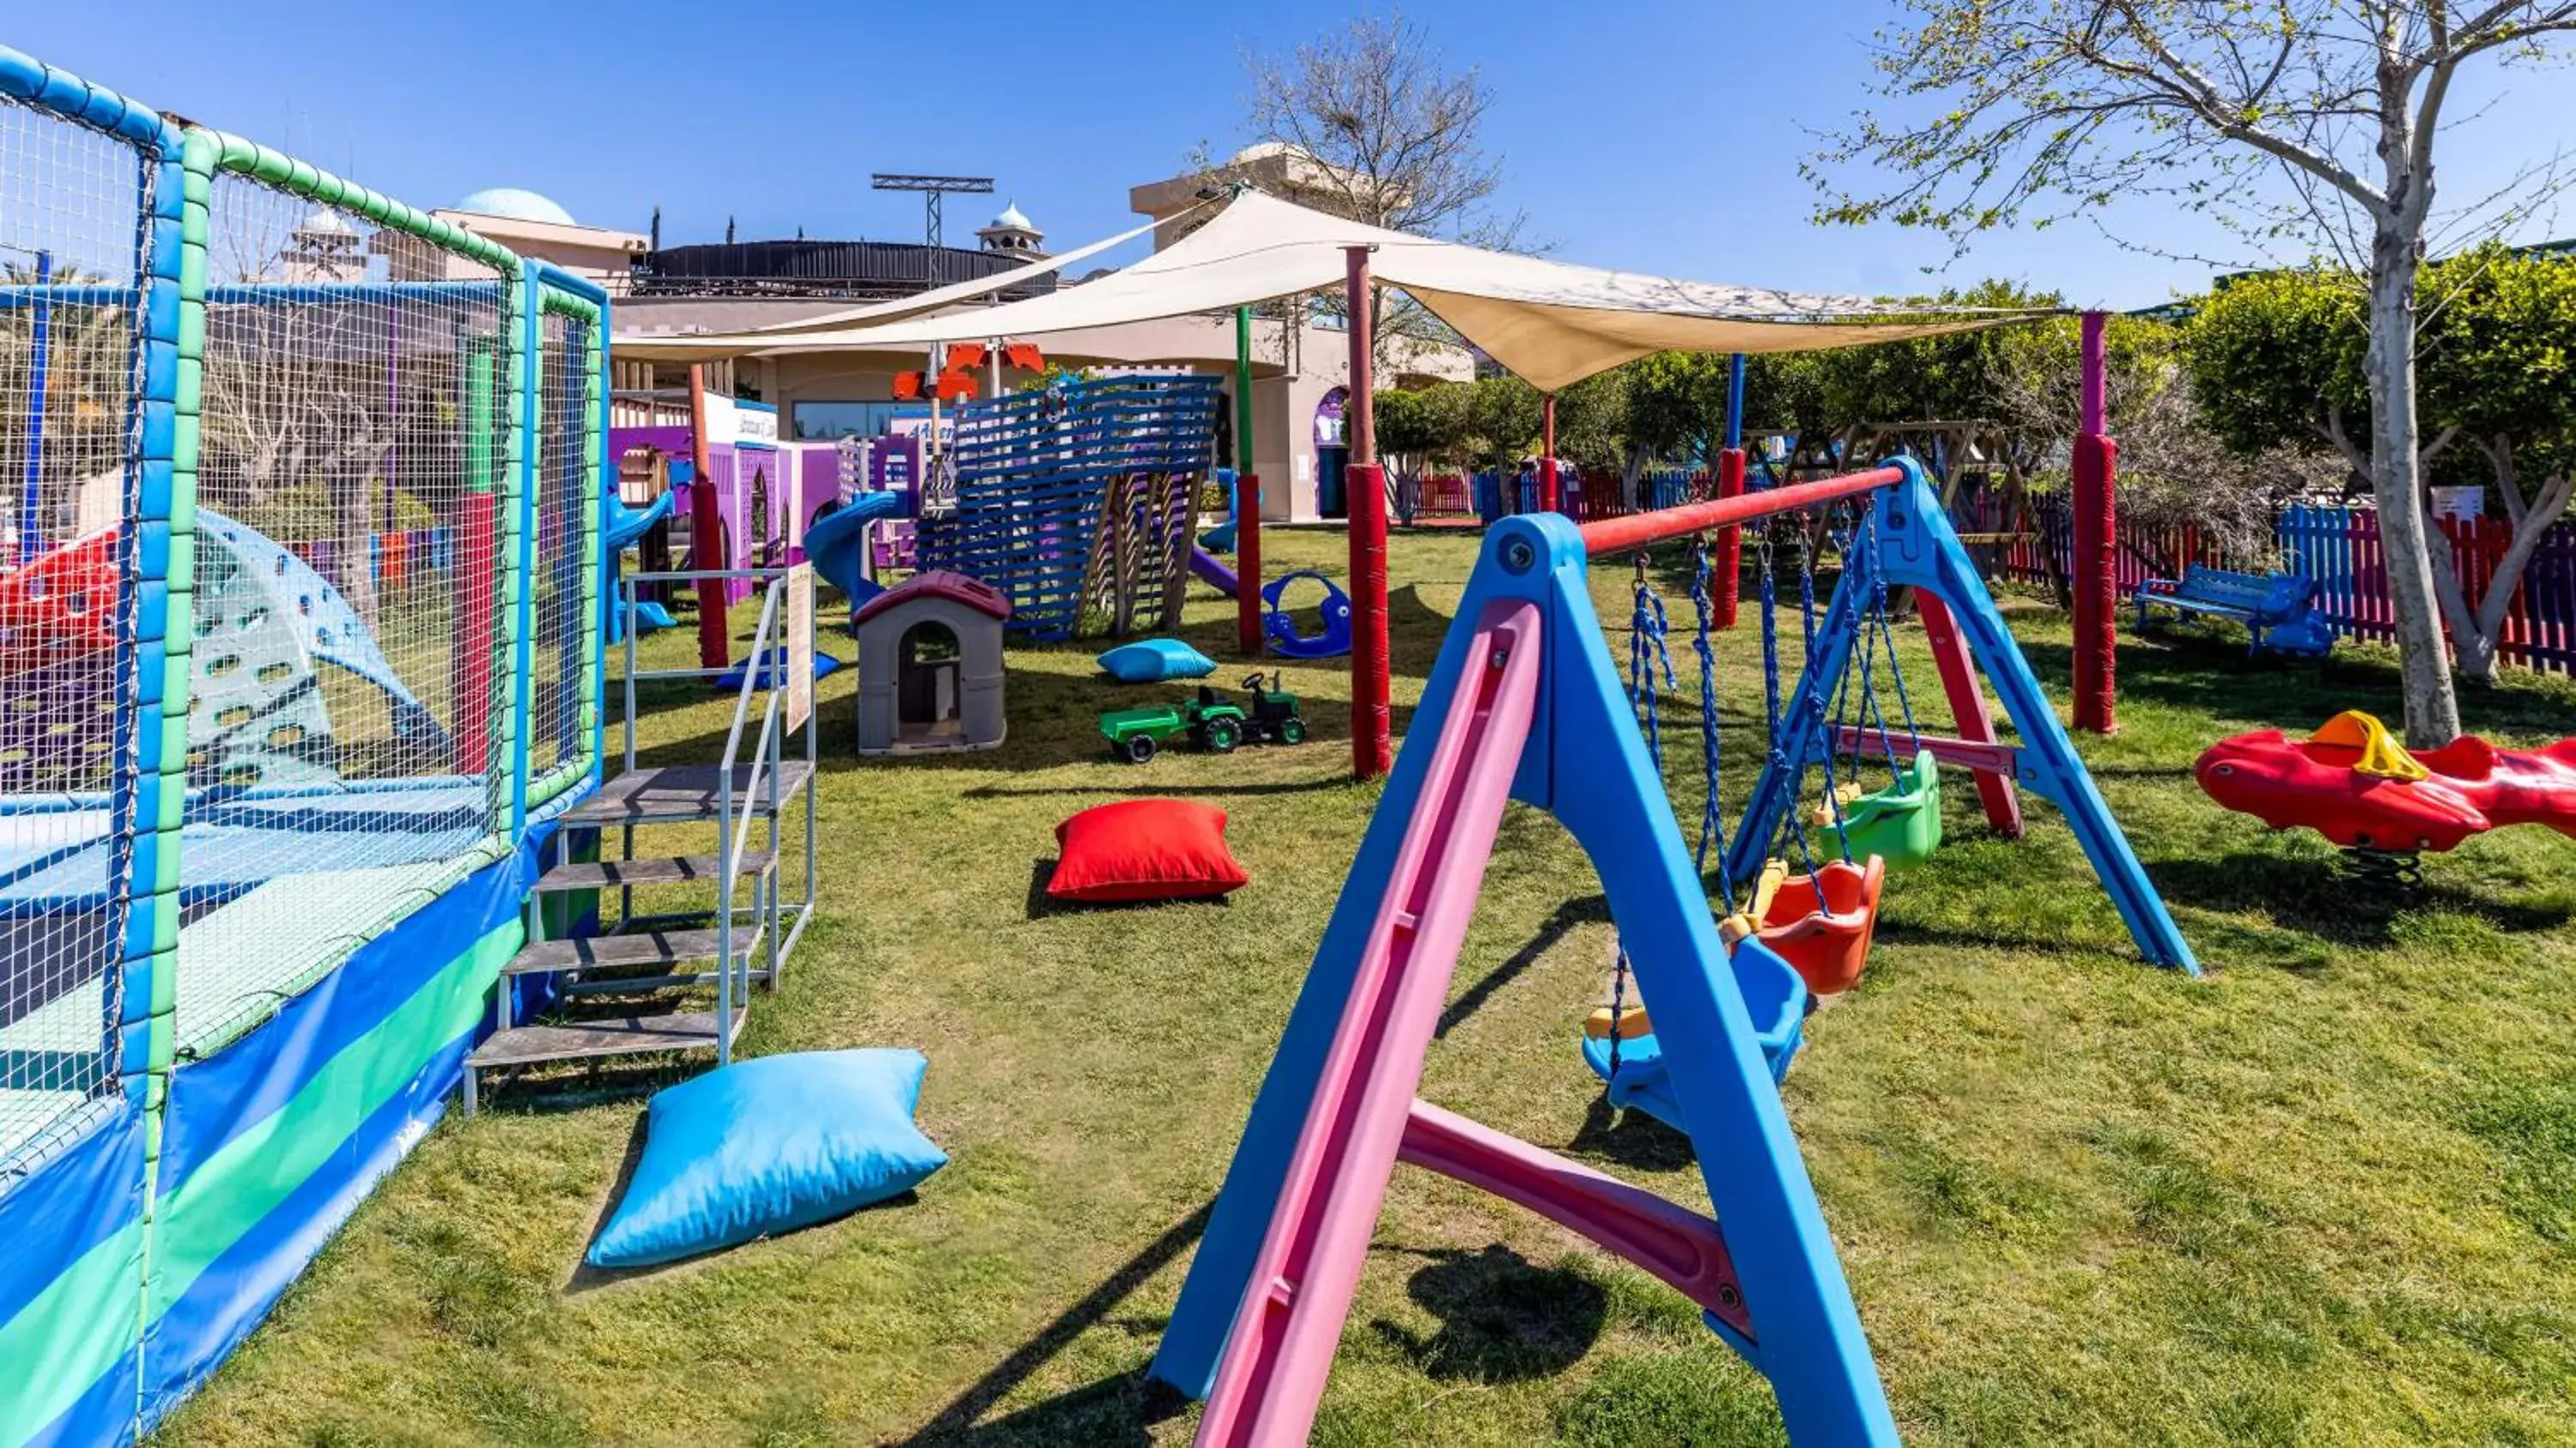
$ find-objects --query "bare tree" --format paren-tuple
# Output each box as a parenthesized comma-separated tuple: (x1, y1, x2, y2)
(1810, 2, 2576, 746)
(1196, 13, 1529, 374)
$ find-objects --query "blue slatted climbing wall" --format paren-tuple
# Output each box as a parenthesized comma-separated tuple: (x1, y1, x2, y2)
(917, 374, 1222, 640)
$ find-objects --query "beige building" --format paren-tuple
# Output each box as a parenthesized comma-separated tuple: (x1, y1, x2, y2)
(376, 187, 647, 288)
(468, 153, 1473, 522)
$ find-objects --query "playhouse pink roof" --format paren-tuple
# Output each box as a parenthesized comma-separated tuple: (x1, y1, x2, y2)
(856, 569, 1012, 626)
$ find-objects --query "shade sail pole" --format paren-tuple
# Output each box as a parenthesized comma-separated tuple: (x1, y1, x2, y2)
(1346, 245, 1391, 781)
(689, 364, 729, 671)
(1540, 392, 1559, 514)
(1236, 304, 1263, 656)
(1715, 352, 1748, 627)
(2073, 311, 2116, 733)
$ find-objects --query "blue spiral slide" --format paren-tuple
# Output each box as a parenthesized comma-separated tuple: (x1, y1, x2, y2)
(801, 491, 911, 607)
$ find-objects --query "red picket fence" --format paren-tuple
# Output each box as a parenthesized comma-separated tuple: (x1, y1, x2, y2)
(2282, 507, 2576, 672)
(1415, 474, 1476, 518)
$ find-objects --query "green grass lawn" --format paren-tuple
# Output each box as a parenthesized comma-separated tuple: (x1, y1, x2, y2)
(155, 526, 2576, 1447)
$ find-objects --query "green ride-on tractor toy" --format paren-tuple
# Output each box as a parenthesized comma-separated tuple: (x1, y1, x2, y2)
(1100, 672, 1309, 764)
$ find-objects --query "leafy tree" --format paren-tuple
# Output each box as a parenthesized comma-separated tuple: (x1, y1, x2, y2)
(1740, 352, 1834, 453)
(1198, 13, 1526, 374)
(2187, 248, 2576, 681)
(1463, 374, 1545, 473)
(1552, 368, 1632, 478)
(1811, 1, 2576, 743)
(1622, 352, 1732, 468)
(1375, 382, 1472, 490)
(0, 264, 134, 513)
(1811, 281, 2051, 444)
(1991, 307, 2329, 565)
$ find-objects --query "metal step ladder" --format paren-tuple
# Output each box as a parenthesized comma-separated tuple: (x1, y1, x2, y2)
(464, 569, 820, 1113)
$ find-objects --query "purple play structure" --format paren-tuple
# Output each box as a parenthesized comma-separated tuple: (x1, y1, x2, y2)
(609, 399, 848, 601)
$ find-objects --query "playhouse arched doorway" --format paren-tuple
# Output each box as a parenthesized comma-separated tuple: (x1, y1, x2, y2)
(897, 619, 963, 741)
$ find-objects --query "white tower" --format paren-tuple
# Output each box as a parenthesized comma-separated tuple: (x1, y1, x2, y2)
(975, 201, 1046, 259)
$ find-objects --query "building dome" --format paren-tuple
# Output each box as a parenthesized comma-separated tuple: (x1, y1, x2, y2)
(988, 201, 1035, 232)
(298, 208, 356, 234)
(1227, 140, 1315, 168)
(453, 187, 576, 226)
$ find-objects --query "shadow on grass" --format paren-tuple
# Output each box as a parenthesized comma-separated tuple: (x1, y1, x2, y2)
(2147, 850, 2576, 949)
(964, 777, 1352, 801)
(1024, 857, 1238, 921)
(902, 1203, 1208, 1445)
(1566, 1095, 1699, 1173)
(1364, 1244, 1608, 1383)
(467, 1054, 700, 1124)
(1438, 895, 1605, 1039)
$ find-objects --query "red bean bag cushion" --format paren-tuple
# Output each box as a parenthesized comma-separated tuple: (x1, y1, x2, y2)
(1048, 799, 1249, 904)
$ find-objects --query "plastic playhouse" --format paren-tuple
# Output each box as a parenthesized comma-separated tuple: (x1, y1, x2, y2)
(854, 570, 1011, 755)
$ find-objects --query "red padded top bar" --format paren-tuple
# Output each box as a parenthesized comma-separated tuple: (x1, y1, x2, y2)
(1577, 466, 1904, 557)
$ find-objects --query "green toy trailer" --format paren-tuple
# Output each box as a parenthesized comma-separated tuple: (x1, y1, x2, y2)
(1101, 672, 1309, 764)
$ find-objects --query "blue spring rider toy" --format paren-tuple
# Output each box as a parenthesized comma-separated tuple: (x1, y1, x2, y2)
(1262, 569, 1353, 660)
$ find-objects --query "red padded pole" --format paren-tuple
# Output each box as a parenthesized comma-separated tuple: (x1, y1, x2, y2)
(689, 364, 730, 672)
(1236, 472, 1264, 656)
(2073, 311, 2116, 733)
(1540, 392, 1559, 514)
(1235, 305, 1263, 656)
(453, 492, 495, 773)
(1346, 246, 1391, 780)
(1713, 447, 1746, 628)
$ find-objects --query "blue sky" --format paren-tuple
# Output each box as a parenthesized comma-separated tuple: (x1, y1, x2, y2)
(13, 2, 2573, 309)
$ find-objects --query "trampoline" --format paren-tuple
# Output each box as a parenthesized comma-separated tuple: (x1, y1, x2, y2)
(0, 773, 493, 1122)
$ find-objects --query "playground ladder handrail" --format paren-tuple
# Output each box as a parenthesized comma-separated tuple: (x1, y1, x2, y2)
(614, 564, 820, 1007)
(712, 581, 784, 1064)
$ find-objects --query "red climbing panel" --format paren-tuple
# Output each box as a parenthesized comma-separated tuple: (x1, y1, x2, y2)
(0, 527, 122, 678)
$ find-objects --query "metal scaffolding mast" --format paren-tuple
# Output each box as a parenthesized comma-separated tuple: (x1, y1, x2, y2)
(870, 173, 994, 287)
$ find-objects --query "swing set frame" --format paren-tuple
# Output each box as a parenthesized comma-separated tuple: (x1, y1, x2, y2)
(1151, 457, 2194, 1448)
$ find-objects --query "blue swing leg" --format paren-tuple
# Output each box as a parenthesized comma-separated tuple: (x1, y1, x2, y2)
(1728, 459, 2197, 974)
(1151, 512, 1899, 1444)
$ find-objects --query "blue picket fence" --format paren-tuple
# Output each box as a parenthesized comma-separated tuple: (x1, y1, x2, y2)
(1963, 488, 2576, 677)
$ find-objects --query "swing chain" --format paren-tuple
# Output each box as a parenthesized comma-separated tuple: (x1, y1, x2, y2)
(1795, 515, 1853, 867)
(1688, 537, 1734, 916)
(1613, 551, 1678, 1081)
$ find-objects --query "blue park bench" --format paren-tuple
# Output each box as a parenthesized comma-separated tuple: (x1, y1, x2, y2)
(2134, 563, 2336, 659)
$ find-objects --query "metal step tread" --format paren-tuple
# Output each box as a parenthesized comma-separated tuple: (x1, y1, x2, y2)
(562, 762, 814, 824)
(534, 851, 775, 892)
(465, 1010, 739, 1070)
(560, 969, 772, 997)
(503, 926, 763, 976)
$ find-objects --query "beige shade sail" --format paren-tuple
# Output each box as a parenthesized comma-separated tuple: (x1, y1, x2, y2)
(612, 190, 2057, 388)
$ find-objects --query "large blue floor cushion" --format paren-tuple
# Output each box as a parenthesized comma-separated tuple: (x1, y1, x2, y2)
(589, 1049, 947, 1269)
(1097, 637, 1218, 683)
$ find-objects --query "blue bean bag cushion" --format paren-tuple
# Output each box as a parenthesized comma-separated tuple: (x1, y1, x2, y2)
(587, 1049, 946, 1269)
(1097, 637, 1218, 683)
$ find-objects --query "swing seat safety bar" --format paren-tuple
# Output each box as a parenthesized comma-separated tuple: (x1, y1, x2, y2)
(1830, 724, 2022, 780)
